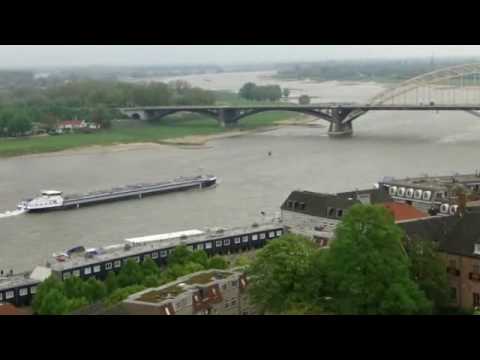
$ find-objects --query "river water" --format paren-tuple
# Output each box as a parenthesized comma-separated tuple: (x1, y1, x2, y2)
(2, 71, 480, 272)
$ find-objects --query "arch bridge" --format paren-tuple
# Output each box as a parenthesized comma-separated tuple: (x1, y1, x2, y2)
(118, 63, 480, 138)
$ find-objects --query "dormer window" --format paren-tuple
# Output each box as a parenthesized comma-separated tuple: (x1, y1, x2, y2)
(337, 209, 344, 218)
(475, 244, 480, 255)
(287, 201, 293, 208)
(327, 207, 335, 217)
(300, 202, 306, 211)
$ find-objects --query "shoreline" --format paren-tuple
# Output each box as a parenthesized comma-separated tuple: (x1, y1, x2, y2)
(4, 117, 322, 160)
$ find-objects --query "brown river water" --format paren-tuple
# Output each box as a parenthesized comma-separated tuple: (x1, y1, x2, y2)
(1, 72, 480, 272)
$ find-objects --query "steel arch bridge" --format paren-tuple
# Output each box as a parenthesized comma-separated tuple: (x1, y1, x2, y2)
(119, 63, 480, 138)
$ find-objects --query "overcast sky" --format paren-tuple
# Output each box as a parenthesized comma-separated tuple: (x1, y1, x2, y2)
(1, 45, 480, 68)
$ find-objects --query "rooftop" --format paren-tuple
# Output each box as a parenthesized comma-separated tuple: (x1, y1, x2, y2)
(0, 273, 40, 292)
(379, 173, 480, 191)
(126, 269, 236, 305)
(49, 221, 283, 272)
(382, 202, 429, 222)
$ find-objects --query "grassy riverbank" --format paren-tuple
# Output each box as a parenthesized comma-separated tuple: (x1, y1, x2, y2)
(0, 111, 302, 158)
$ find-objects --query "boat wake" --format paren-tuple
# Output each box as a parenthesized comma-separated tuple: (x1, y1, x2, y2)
(0, 209, 26, 219)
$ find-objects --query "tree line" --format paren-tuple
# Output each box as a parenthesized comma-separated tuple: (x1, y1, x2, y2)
(247, 204, 453, 315)
(32, 245, 229, 315)
(239, 83, 284, 102)
(0, 79, 216, 137)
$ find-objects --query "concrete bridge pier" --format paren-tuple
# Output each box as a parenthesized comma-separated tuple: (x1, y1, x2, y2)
(218, 109, 241, 128)
(327, 108, 354, 138)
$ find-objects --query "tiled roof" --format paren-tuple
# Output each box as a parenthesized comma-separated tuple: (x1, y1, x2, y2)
(382, 202, 429, 222)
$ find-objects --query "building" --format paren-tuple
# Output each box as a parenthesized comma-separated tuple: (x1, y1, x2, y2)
(56, 120, 100, 134)
(121, 269, 255, 315)
(0, 273, 40, 307)
(378, 173, 480, 214)
(48, 222, 285, 283)
(280, 188, 426, 246)
(400, 212, 480, 311)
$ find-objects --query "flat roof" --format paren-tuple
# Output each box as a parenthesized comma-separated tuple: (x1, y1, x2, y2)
(0, 274, 40, 291)
(380, 174, 480, 191)
(49, 221, 284, 272)
(125, 229, 204, 245)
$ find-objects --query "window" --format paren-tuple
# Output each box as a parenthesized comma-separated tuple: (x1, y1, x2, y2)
(151, 252, 159, 259)
(205, 242, 212, 249)
(168, 249, 174, 255)
(252, 234, 258, 241)
(30, 286, 37, 294)
(73, 269, 81, 277)
(5, 291, 14, 299)
(276, 230, 283, 236)
(160, 250, 168, 258)
(143, 254, 151, 261)
(474, 293, 480, 307)
(293, 202, 299, 210)
(473, 264, 480, 275)
(259, 233, 266, 240)
(63, 272, 71, 280)
(269, 231, 275, 238)
(327, 207, 335, 217)
(84, 267, 92, 275)
(105, 262, 113, 270)
(197, 243, 204, 250)
(93, 265, 101, 273)
(19, 288, 28, 297)
(133, 256, 140, 263)
(242, 236, 249, 243)
(234, 237, 241, 244)
(287, 201, 293, 208)
(216, 240, 223, 247)
(114, 260, 122, 268)
(337, 209, 344, 218)
(224, 239, 230, 246)
(300, 202, 306, 210)
(450, 287, 457, 302)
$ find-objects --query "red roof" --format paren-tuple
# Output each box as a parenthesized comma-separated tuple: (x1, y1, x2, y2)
(0, 303, 28, 316)
(382, 202, 429, 222)
(60, 120, 85, 127)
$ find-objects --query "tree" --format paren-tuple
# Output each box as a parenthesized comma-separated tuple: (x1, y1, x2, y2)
(207, 256, 228, 270)
(247, 234, 318, 314)
(117, 259, 144, 288)
(105, 271, 118, 294)
(37, 289, 71, 315)
(326, 205, 432, 315)
(407, 237, 451, 312)
(142, 257, 161, 278)
(239, 82, 257, 100)
(299, 95, 311, 105)
(84, 278, 107, 303)
(168, 245, 192, 267)
(283, 88, 290, 98)
(32, 276, 64, 314)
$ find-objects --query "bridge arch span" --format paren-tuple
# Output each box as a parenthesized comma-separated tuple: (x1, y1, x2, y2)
(230, 108, 334, 124)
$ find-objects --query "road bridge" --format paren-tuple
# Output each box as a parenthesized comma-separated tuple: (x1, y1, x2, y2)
(118, 63, 480, 138)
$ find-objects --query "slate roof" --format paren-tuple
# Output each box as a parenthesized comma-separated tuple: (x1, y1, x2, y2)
(281, 188, 392, 219)
(399, 213, 480, 259)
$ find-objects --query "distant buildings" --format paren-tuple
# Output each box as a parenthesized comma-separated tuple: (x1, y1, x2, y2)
(55, 120, 100, 134)
(280, 188, 428, 247)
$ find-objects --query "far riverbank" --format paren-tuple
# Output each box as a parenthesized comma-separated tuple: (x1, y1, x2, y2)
(0, 114, 320, 159)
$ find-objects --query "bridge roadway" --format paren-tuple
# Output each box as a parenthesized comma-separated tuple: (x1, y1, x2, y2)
(118, 104, 480, 138)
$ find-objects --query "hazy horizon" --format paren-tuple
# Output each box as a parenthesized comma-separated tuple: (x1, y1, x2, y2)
(1, 45, 480, 69)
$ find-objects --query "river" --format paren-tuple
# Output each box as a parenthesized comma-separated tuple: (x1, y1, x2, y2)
(1, 71, 480, 272)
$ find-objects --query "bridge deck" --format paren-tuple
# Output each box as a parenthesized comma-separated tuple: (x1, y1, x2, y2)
(119, 104, 480, 111)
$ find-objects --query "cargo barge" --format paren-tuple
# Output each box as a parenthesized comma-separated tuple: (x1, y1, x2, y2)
(18, 175, 217, 213)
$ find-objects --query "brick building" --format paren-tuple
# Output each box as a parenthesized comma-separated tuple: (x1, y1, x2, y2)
(121, 269, 256, 315)
(400, 211, 480, 311)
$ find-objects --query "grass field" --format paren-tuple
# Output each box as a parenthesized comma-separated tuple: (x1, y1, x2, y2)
(0, 111, 298, 158)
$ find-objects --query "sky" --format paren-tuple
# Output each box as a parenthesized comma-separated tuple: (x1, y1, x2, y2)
(1, 45, 480, 68)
